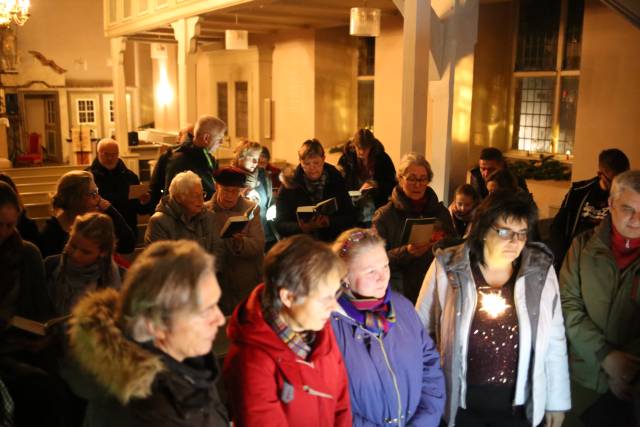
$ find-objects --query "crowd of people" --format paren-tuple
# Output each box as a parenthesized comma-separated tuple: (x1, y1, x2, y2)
(0, 113, 638, 427)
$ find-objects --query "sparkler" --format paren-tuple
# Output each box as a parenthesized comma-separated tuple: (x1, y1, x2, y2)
(479, 291, 510, 319)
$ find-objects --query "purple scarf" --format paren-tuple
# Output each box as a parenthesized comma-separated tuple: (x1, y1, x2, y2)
(338, 287, 396, 334)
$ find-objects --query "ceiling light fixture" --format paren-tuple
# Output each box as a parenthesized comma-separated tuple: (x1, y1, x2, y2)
(225, 15, 248, 50)
(349, 7, 381, 37)
(0, 0, 30, 27)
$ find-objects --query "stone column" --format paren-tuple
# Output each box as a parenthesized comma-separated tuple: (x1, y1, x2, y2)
(171, 17, 202, 127)
(110, 36, 129, 154)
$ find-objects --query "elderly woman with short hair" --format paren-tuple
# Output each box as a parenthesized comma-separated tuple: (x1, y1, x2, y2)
(145, 170, 221, 256)
(39, 170, 135, 258)
(224, 234, 352, 426)
(372, 152, 454, 303)
(66, 240, 228, 426)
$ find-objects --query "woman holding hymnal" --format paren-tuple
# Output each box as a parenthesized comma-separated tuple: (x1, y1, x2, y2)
(275, 139, 355, 242)
(372, 153, 454, 304)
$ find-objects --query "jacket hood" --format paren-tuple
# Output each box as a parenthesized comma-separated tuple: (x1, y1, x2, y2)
(156, 195, 206, 223)
(435, 240, 554, 281)
(227, 284, 334, 361)
(68, 288, 164, 404)
(89, 158, 127, 175)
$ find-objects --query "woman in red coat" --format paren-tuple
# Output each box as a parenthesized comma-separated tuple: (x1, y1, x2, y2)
(223, 234, 352, 427)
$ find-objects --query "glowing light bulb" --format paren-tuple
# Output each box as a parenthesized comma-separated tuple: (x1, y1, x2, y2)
(479, 291, 510, 319)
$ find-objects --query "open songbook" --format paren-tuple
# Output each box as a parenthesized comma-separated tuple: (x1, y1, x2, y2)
(296, 197, 338, 223)
(220, 205, 256, 238)
(9, 314, 72, 336)
(400, 217, 438, 245)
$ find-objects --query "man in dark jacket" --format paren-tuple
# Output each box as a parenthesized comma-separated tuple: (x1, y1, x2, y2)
(550, 148, 630, 270)
(88, 138, 151, 240)
(275, 139, 355, 242)
(467, 147, 529, 199)
(164, 116, 226, 201)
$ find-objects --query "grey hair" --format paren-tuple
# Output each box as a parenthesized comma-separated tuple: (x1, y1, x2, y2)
(396, 152, 434, 182)
(118, 240, 216, 342)
(194, 115, 226, 139)
(610, 170, 640, 201)
(168, 171, 202, 199)
(97, 138, 118, 152)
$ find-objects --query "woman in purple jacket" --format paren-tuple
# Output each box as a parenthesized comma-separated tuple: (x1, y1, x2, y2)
(331, 228, 445, 427)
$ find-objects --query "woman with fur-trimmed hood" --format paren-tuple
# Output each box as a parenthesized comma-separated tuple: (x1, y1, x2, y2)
(64, 240, 228, 427)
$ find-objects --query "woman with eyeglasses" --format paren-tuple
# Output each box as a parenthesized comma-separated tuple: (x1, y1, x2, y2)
(39, 170, 135, 258)
(330, 228, 445, 427)
(416, 191, 570, 427)
(372, 153, 454, 304)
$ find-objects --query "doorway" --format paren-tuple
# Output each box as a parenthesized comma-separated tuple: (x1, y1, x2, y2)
(21, 92, 63, 164)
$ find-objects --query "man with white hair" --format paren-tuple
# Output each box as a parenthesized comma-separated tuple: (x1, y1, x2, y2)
(163, 115, 226, 201)
(145, 170, 222, 259)
(87, 138, 150, 240)
(560, 170, 640, 426)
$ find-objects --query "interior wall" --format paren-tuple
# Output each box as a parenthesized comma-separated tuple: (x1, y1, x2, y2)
(270, 30, 316, 165)
(373, 16, 404, 166)
(17, 0, 111, 84)
(314, 27, 357, 151)
(468, 1, 515, 167)
(572, 0, 640, 179)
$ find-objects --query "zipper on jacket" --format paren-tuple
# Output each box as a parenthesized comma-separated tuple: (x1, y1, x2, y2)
(302, 385, 333, 399)
(459, 272, 478, 411)
(375, 334, 404, 427)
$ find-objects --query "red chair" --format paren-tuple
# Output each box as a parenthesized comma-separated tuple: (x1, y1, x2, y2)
(16, 133, 43, 166)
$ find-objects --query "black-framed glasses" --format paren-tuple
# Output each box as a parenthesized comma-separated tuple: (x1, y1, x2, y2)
(491, 226, 528, 242)
(404, 175, 429, 185)
(86, 190, 99, 198)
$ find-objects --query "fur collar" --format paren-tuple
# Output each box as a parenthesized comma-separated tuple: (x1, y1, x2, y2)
(68, 288, 164, 404)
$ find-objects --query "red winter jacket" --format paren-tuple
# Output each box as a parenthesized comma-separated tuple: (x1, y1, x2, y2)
(223, 284, 352, 427)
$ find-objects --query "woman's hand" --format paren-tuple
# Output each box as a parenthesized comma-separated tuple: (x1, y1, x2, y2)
(97, 197, 111, 212)
(407, 242, 431, 257)
(544, 411, 565, 427)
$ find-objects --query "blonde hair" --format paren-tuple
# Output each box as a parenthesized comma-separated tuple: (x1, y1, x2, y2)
(396, 153, 434, 183)
(332, 228, 386, 263)
(233, 140, 263, 168)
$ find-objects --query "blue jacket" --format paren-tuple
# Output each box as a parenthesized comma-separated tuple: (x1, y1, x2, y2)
(331, 291, 445, 427)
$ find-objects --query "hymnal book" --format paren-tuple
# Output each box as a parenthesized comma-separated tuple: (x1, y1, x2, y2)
(128, 183, 150, 200)
(9, 314, 72, 336)
(296, 197, 338, 222)
(220, 206, 255, 238)
(400, 217, 437, 245)
(348, 188, 374, 200)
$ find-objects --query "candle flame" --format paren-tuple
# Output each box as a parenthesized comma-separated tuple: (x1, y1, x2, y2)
(479, 291, 510, 319)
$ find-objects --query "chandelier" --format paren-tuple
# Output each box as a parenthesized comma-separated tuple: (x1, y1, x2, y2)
(0, 0, 30, 27)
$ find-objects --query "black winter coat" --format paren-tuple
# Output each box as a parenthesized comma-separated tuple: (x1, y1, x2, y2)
(164, 140, 218, 201)
(337, 141, 397, 208)
(372, 186, 454, 304)
(275, 163, 355, 242)
(87, 159, 146, 239)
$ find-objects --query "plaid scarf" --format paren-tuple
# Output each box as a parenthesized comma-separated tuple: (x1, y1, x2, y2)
(264, 307, 316, 360)
(303, 171, 327, 204)
(339, 287, 396, 334)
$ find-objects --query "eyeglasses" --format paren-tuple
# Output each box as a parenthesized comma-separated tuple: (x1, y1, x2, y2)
(86, 190, 99, 198)
(404, 175, 429, 185)
(491, 226, 528, 242)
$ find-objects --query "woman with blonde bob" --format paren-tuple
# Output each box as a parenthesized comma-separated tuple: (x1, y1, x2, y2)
(66, 240, 228, 426)
(39, 170, 134, 258)
(45, 212, 121, 315)
(330, 228, 445, 427)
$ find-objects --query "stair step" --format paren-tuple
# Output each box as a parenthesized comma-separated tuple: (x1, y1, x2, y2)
(15, 182, 58, 193)
(0, 164, 83, 179)
(11, 175, 62, 185)
(21, 192, 51, 204)
(25, 203, 51, 218)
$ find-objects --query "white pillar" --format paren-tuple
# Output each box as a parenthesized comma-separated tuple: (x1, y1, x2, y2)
(110, 37, 129, 154)
(171, 17, 202, 128)
(400, 0, 430, 155)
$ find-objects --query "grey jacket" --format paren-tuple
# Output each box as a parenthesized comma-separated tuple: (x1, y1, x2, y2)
(145, 196, 223, 259)
(209, 197, 264, 314)
(416, 242, 571, 426)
